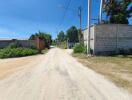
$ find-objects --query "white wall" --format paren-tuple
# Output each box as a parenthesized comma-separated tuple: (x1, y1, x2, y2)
(83, 24, 132, 55)
(82, 26, 95, 52)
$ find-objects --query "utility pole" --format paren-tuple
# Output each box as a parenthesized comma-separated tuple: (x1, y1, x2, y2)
(78, 6, 83, 43)
(99, 0, 103, 23)
(87, 0, 91, 55)
(78, 6, 82, 31)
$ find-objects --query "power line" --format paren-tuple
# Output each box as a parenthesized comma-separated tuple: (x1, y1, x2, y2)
(56, 0, 72, 33)
(56, 0, 100, 33)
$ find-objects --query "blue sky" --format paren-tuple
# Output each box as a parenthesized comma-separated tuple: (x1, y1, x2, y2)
(0, 0, 131, 39)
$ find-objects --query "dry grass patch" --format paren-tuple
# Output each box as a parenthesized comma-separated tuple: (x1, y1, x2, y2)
(73, 53, 132, 93)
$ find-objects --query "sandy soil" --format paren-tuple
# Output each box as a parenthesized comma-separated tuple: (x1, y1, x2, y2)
(0, 55, 43, 79)
(0, 48, 131, 100)
(73, 53, 132, 93)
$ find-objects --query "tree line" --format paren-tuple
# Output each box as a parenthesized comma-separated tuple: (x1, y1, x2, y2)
(56, 26, 82, 44)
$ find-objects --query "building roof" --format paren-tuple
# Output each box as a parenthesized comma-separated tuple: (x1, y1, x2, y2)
(0, 38, 28, 41)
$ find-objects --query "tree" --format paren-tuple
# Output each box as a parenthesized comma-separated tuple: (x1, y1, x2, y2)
(66, 26, 79, 43)
(104, 0, 132, 24)
(57, 31, 66, 42)
(43, 33, 52, 48)
(29, 31, 52, 48)
(52, 39, 57, 46)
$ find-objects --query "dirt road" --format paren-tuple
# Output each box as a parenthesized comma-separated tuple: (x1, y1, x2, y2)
(0, 48, 131, 100)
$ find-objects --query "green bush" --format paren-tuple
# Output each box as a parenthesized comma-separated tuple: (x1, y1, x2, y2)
(73, 43, 86, 53)
(7, 42, 21, 49)
(58, 42, 67, 49)
(0, 47, 39, 59)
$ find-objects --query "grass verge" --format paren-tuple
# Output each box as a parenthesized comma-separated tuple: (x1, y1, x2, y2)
(73, 53, 132, 93)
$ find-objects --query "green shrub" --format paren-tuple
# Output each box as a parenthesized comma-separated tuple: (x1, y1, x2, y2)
(58, 42, 67, 49)
(0, 47, 39, 59)
(7, 42, 21, 49)
(73, 43, 86, 53)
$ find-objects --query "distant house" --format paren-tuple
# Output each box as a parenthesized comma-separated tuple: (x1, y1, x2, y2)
(83, 24, 132, 55)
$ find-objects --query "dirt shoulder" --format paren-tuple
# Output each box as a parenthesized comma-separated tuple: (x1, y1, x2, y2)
(0, 55, 42, 79)
(73, 53, 132, 93)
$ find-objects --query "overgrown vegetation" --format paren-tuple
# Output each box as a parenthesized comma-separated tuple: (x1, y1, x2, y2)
(104, 0, 132, 24)
(0, 43, 39, 59)
(73, 43, 86, 53)
(0, 48, 39, 59)
(58, 42, 67, 49)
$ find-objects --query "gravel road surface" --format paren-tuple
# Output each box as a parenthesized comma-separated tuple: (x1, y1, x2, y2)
(0, 48, 131, 100)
